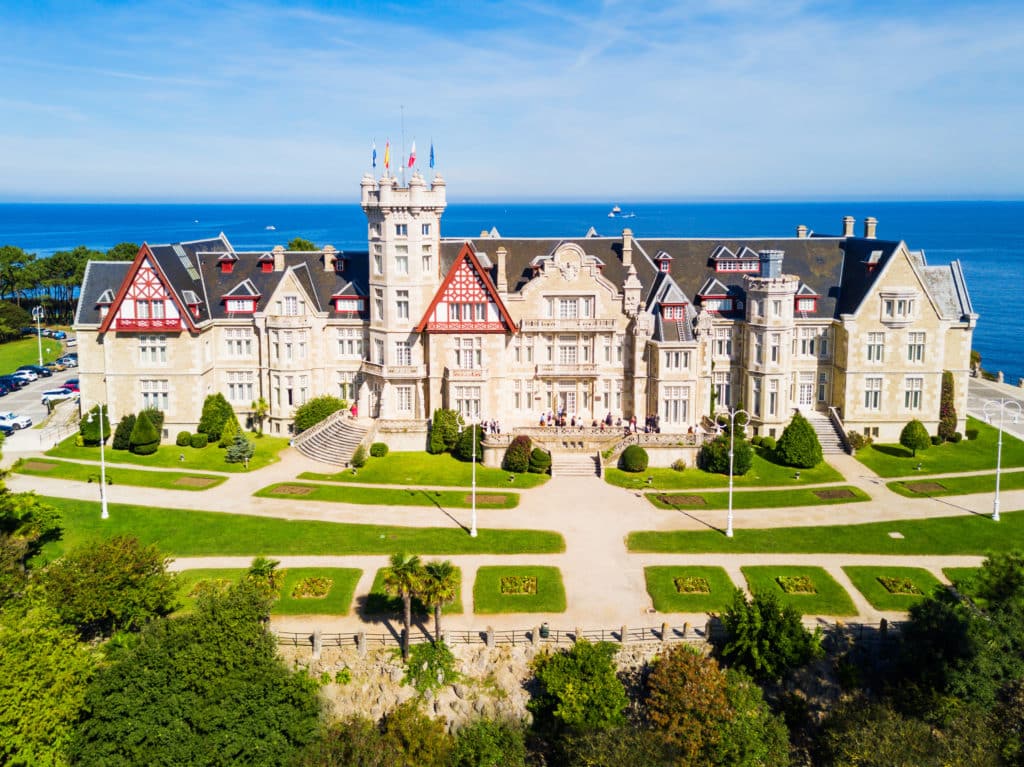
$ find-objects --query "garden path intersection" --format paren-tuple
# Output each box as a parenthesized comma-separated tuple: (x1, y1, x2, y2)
(6, 378, 1024, 637)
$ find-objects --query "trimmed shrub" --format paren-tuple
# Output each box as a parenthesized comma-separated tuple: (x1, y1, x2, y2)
(351, 444, 367, 468)
(196, 393, 233, 441)
(528, 447, 552, 474)
(129, 410, 160, 455)
(952, 431, 963, 443)
(369, 442, 388, 458)
(175, 431, 191, 447)
(293, 395, 347, 434)
(190, 432, 209, 449)
(620, 445, 649, 473)
(750, 435, 763, 447)
(429, 408, 460, 454)
(112, 414, 136, 451)
(966, 428, 979, 441)
(224, 434, 255, 465)
(775, 412, 823, 469)
(899, 419, 931, 457)
(78, 405, 111, 447)
(671, 458, 686, 472)
(760, 435, 776, 452)
(503, 435, 532, 473)
(938, 370, 957, 441)
(140, 407, 164, 437)
(454, 424, 484, 462)
(931, 435, 943, 446)
(846, 431, 866, 451)
(698, 435, 753, 476)
(218, 412, 240, 448)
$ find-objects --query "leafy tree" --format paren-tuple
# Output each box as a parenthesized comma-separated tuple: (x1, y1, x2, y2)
(429, 408, 459, 454)
(450, 719, 528, 767)
(698, 434, 753, 476)
(562, 726, 675, 767)
(938, 370, 957, 441)
(620, 444, 649, 472)
(287, 237, 318, 251)
(247, 556, 283, 593)
(454, 423, 484, 462)
(105, 242, 140, 261)
(714, 669, 790, 766)
(775, 411, 823, 468)
(419, 559, 458, 642)
(71, 580, 321, 765)
(529, 640, 629, 735)
(251, 396, 269, 435)
(128, 408, 160, 455)
(379, 700, 452, 767)
(218, 410, 240, 447)
(111, 413, 136, 451)
(294, 714, 386, 766)
(503, 435, 532, 473)
(383, 552, 423, 660)
(0, 601, 96, 766)
(0, 490, 60, 605)
(225, 434, 255, 466)
(41, 246, 101, 322)
(899, 419, 931, 457)
(78, 404, 110, 447)
(293, 395, 347, 434)
(196, 393, 234, 441)
(43, 535, 177, 638)
(720, 588, 822, 682)
(0, 245, 37, 305)
(0, 300, 31, 340)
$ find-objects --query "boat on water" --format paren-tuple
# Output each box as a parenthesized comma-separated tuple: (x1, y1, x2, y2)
(607, 205, 621, 218)
(265, 225, 276, 231)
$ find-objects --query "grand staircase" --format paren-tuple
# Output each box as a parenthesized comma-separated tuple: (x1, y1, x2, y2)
(802, 410, 848, 455)
(550, 452, 602, 478)
(293, 412, 368, 466)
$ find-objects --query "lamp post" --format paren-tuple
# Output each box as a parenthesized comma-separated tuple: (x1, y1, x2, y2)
(88, 404, 110, 520)
(984, 398, 1022, 522)
(722, 407, 750, 538)
(32, 306, 43, 366)
(457, 412, 479, 538)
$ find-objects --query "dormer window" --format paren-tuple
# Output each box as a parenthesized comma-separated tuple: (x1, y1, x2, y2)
(662, 304, 686, 320)
(879, 289, 918, 327)
(225, 298, 256, 313)
(796, 297, 818, 312)
(333, 297, 364, 313)
(218, 254, 238, 274)
(711, 245, 760, 273)
(258, 254, 275, 273)
(655, 250, 673, 273)
(334, 257, 345, 274)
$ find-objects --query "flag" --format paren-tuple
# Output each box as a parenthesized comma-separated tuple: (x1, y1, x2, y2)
(408, 140, 416, 168)
(384, 140, 390, 170)
(429, 142, 435, 169)
(372, 140, 377, 169)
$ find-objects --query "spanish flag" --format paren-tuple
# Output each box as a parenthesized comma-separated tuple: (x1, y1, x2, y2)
(408, 140, 416, 168)
(384, 140, 391, 170)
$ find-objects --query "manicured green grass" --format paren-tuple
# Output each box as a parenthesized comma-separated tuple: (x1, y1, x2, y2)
(0, 336, 63, 371)
(888, 470, 1024, 498)
(742, 566, 857, 616)
(37, 497, 565, 560)
(854, 417, 1024, 477)
(12, 458, 226, 491)
(255, 482, 518, 509)
(627, 509, 1024, 555)
(605, 450, 843, 490)
(842, 566, 943, 611)
(473, 566, 566, 614)
(943, 567, 980, 589)
(173, 567, 361, 616)
(644, 566, 738, 613)
(300, 451, 549, 489)
(46, 434, 290, 473)
(646, 485, 869, 511)
(363, 567, 464, 616)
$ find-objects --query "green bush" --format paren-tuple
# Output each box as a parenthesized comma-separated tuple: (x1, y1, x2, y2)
(112, 414, 135, 451)
(196, 393, 234, 441)
(139, 407, 164, 437)
(129, 410, 160, 455)
(369, 442, 389, 458)
(750, 435, 763, 447)
(218, 412, 240, 448)
(846, 432, 870, 450)
(451, 719, 527, 767)
(190, 433, 209, 449)
(899, 419, 931, 457)
(78, 405, 110, 447)
(966, 428, 979, 441)
(503, 435, 532, 473)
(351, 445, 367, 468)
(951, 431, 963, 443)
(698, 435, 753, 476)
(671, 458, 686, 472)
(938, 370, 957, 441)
(620, 445, 649, 473)
(224, 434, 255, 465)
(760, 436, 776, 451)
(931, 435, 943, 446)
(528, 447, 552, 474)
(293, 395, 347, 434)
(775, 413, 823, 468)
(429, 408, 460, 454)
(454, 424, 483, 462)
(175, 431, 191, 447)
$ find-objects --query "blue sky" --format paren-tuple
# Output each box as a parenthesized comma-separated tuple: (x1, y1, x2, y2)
(2, 0, 1022, 202)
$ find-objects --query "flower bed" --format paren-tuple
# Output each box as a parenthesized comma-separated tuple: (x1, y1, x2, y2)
(500, 575, 538, 595)
(674, 576, 711, 594)
(877, 576, 921, 595)
(776, 575, 817, 594)
(291, 576, 333, 599)
(188, 578, 233, 598)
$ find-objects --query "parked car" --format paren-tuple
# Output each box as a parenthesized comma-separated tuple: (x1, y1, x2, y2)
(0, 412, 32, 430)
(63, 378, 79, 392)
(44, 361, 66, 373)
(0, 382, 10, 397)
(42, 388, 76, 405)
(16, 364, 52, 378)
(65, 337, 77, 347)
(11, 370, 36, 383)
(0, 375, 26, 390)
(20, 327, 38, 336)
(0, 423, 13, 436)
(57, 355, 77, 367)
(51, 330, 67, 340)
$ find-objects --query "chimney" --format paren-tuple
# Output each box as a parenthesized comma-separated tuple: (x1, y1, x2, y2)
(796, 225, 808, 238)
(495, 246, 508, 293)
(864, 217, 877, 239)
(322, 244, 337, 272)
(622, 228, 633, 267)
(842, 216, 855, 237)
(272, 244, 285, 271)
(758, 249, 784, 278)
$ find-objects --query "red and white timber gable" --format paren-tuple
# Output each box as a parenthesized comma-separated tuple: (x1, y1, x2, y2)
(416, 245, 515, 333)
(98, 244, 194, 333)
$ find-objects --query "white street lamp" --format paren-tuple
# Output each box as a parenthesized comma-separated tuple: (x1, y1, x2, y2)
(32, 306, 43, 366)
(456, 412, 479, 538)
(983, 398, 1021, 522)
(87, 404, 110, 520)
(722, 407, 750, 538)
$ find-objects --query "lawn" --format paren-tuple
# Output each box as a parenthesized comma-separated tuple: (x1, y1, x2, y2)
(742, 566, 857, 616)
(842, 566, 943, 611)
(942, 567, 980, 589)
(644, 566, 738, 613)
(0, 336, 64, 371)
(605, 449, 843, 490)
(255, 482, 519, 510)
(647, 485, 869, 511)
(12, 458, 226, 491)
(627, 508, 1024, 555)
(473, 566, 567, 614)
(37, 496, 566, 560)
(888, 470, 1024, 498)
(363, 566, 464, 616)
(46, 434, 290, 473)
(173, 567, 361, 616)
(300, 451, 549, 489)
(854, 417, 1024, 477)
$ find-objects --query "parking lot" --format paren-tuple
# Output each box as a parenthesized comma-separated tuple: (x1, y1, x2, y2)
(1, 359, 80, 454)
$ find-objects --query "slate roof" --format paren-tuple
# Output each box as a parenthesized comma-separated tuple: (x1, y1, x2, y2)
(76, 261, 132, 326)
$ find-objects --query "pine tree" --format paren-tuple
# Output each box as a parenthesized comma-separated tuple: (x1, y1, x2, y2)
(111, 414, 135, 451)
(129, 410, 160, 455)
(218, 412, 240, 448)
(225, 434, 255, 466)
(775, 412, 824, 468)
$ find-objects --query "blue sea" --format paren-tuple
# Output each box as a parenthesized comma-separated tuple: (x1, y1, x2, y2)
(0, 200, 1020, 384)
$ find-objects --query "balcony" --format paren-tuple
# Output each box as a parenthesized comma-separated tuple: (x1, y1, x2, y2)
(519, 318, 618, 332)
(360, 360, 426, 379)
(536, 363, 599, 378)
(445, 366, 488, 381)
(114, 317, 182, 332)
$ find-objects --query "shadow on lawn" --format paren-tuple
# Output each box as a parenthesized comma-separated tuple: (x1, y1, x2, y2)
(418, 489, 470, 533)
(871, 445, 914, 459)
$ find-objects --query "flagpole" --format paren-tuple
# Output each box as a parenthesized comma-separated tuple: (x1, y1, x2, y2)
(400, 104, 406, 186)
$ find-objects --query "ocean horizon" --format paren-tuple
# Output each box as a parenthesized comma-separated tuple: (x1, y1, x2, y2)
(1, 199, 1019, 385)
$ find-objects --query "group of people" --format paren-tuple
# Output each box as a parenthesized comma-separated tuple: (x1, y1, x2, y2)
(535, 410, 663, 435)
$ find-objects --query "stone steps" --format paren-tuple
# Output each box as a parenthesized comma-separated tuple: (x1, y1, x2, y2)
(293, 415, 368, 466)
(803, 412, 847, 455)
(550, 453, 602, 478)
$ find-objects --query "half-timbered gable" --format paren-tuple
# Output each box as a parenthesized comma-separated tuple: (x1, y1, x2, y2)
(416, 245, 514, 333)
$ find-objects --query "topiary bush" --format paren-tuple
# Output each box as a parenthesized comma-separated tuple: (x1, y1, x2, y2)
(190, 432, 209, 449)
(899, 419, 931, 457)
(351, 444, 367, 468)
(129, 409, 160, 455)
(671, 458, 686, 472)
(846, 431, 870, 451)
(966, 428, 979, 441)
(931, 435, 943, 446)
(429, 408, 460, 454)
(750, 435, 763, 447)
(454, 424, 484, 462)
(218, 412, 240, 448)
(760, 435, 776, 452)
(140, 406, 164, 438)
(951, 431, 963, 443)
(112, 414, 135, 451)
(370, 442, 388, 458)
(503, 435, 532, 473)
(698, 435, 753, 476)
(938, 370, 957, 441)
(78, 405, 111, 447)
(175, 431, 191, 447)
(619, 444, 649, 472)
(528, 447, 552, 474)
(293, 395, 347, 434)
(196, 393, 234, 441)
(775, 413, 823, 468)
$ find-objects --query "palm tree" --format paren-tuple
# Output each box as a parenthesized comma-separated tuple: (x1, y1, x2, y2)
(420, 560, 459, 643)
(382, 552, 423, 659)
(251, 397, 269, 435)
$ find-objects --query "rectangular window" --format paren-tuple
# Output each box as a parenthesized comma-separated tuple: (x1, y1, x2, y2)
(374, 288, 384, 321)
(558, 298, 578, 319)
(769, 334, 780, 364)
(140, 379, 169, 411)
(865, 377, 882, 410)
(797, 297, 816, 312)
(455, 337, 482, 369)
(799, 328, 816, 356)
(337, 328, 364, 358)
(374, 338, 384, 364)
(615, 334, 624, 363)
(662, 385, 689, 424)
(905, 377, 923, 409)
(819, 330, 830, 359)
(396, 385, 413, 413)
(752, 334, 763, 364)
(421, 223, 431, 236)
(283, 296, 299, 316)
(714, 371, 731, 408)
(139, 335, 167, 365)
(337, 371, 359, 400)
(395, 223, 408, 236)
(664, 351, 683, 370)
(453, 385, 481, 418)
(394, 341, 412, 366)
(373, 249, 383, 275)
(908, 332, 925, 363)
(818, 372, 829, 402)
(752, 378, 762, 417)
(867, 332, 884, 363)
(772, 300, 782, 316)
(395, 245, 409, 275)
(715, 328, 732, 357)
(226, 371, 255, 403)
(768, 379, 778, 416)
(225, 328, 253, 357)
(396, 290, 410, 320)
(421, 245, 432, 273)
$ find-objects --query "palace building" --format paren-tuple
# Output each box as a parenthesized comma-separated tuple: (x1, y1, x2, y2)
(74, 172, 976, 455)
